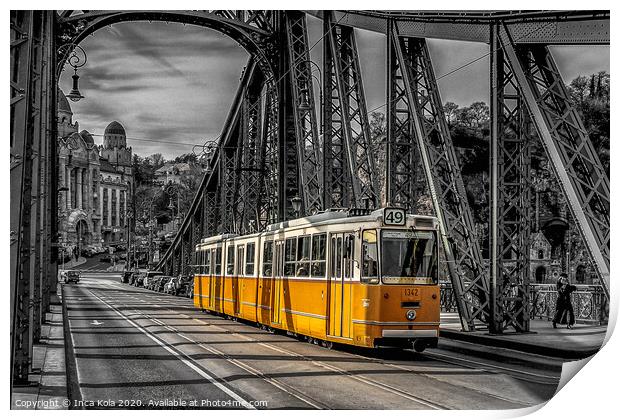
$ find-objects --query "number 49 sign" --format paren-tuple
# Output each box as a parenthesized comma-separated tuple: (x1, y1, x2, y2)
(383, 208, 406, 226)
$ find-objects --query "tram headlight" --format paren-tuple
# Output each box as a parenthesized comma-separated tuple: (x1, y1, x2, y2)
(406, 309, 417, 321)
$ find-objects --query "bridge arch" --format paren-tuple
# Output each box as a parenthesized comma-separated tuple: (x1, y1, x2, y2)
(56, 11, 277, 86)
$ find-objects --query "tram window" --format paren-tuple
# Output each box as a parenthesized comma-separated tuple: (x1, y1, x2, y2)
(381, 230, 438, 284)
(296, 236, 310, 277)
(361, 230, 379, 284)
(335, 237, 342, 278)
(262, 241, 274, 276)
(226, 245, 235, 275)
(204, 249, 211, 275)
(311, 233, 326, 277)
(213, 248, 221, 275)
(345, 235, 354, 278)
(284, 237, 297, 276)
(245, 242, 256, 275)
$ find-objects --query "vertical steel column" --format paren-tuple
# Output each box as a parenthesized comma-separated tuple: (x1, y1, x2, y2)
(238, 81, 263, 233)
(11, 10, 35, 383)
(323, 16, 351, 209)
(219, 135, 240, 232)
(385, 19, 419, 211)
(284, 11, 322, 215)
(323, 12, 378, 209)
(29, 12, 45, 344)
(258, 85, 280, 228)
(388, 22, 490, 330)
(277, 12, 302, 221)
(43, 15, 57, 318)
(204, 189, 219, 237)
(498, 25, 610, 297)
(489, 24, 532, 333)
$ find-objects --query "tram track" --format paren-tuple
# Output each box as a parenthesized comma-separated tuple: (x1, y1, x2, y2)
(90, 285, 450, 409)
(99, 286, 537, 409)
(79, 279, 556, 409)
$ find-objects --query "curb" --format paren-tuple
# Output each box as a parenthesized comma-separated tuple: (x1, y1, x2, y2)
(61, 285, 84, 409)
(439, 328, 601, 360)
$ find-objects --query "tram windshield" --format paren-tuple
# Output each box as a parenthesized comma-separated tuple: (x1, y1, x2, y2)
(380, 230, 438, 284)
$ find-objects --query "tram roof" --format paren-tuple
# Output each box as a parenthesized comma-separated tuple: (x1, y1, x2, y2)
(198, 208, 438, 247)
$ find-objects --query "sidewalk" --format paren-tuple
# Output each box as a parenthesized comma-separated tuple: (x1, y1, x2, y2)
(11, 293, 69, 410)
(440, 313, 607, 359)
(62, 256, 86, 269)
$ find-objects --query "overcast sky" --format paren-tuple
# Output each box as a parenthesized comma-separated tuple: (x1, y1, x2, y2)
(60, 16, 610, 159)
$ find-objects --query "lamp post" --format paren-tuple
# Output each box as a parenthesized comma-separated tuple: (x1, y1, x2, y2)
(291, 195, 303, 218)
(163, 183, 182, 232)
(59, 44, 87, 102)
(125, 209, 133, 271)
(295, 59, 323, 136)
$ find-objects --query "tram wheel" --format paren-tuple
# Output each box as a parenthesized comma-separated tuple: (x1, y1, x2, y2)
(322, 340, 333, 349)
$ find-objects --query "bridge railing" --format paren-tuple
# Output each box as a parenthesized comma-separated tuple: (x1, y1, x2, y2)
(440, 282, 609, 325)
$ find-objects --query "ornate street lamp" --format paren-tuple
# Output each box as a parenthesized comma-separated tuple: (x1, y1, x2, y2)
(59, 44, 87, 102)
(295, 60, 323, 135)
(291, 195, 303, 218)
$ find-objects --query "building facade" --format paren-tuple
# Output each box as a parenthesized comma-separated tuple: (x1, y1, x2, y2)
(57, 89, 133, 252)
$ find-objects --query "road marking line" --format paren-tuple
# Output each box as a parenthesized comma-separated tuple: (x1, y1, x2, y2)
(88, 291, 256, 409)
(138, 312, 325, 409)
(143, 304, 445, 409)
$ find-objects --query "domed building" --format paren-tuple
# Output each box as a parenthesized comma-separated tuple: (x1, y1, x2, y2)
(57, 89, 134, 254)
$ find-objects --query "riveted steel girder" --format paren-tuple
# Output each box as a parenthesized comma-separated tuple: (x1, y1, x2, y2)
(323, 12, 379, 209)
(498, 24, 610, 298)
(387, 21, 490, 331)
(307, 11, 609, 45)
(489, 24, 532, 333)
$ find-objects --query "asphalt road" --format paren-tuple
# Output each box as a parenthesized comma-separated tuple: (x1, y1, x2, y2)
(63, 273, 563, 410)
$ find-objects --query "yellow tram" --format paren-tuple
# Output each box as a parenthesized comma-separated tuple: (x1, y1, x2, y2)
(192, 207, 440, 351)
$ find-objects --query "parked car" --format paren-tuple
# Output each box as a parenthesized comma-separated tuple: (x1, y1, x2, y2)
(174, 275, 192, 296)
(99, 254, 112, 262)
(143, 271, 164, 289)
(64, 270, 80, 284)
(81, 247, 95, 258)
(121, 271, 133, 284)
(134, 273, 146, 287)
(163, 278, 176, 294)
(155, 276, 170, 293)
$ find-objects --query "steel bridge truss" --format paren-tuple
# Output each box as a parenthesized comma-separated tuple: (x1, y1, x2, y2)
(387, 22, 490, 331)
(11, 10, 610, 386)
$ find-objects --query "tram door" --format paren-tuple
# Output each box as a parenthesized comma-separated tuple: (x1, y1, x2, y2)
(328, 232, 354, 338)
(234, 245, 244, 315)
(271, 240, 284, 325)
(209, 249, 216, 310)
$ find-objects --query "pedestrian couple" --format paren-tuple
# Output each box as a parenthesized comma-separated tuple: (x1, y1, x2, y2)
(552, 273, 577, 329)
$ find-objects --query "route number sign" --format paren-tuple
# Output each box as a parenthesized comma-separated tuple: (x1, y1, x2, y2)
(383, 208, 406, 226)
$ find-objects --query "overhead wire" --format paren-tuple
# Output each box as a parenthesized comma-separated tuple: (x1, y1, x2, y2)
(364, 20, 558, 116)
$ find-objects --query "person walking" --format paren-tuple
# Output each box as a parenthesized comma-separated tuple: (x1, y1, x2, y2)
(552, 273, 577, 329)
